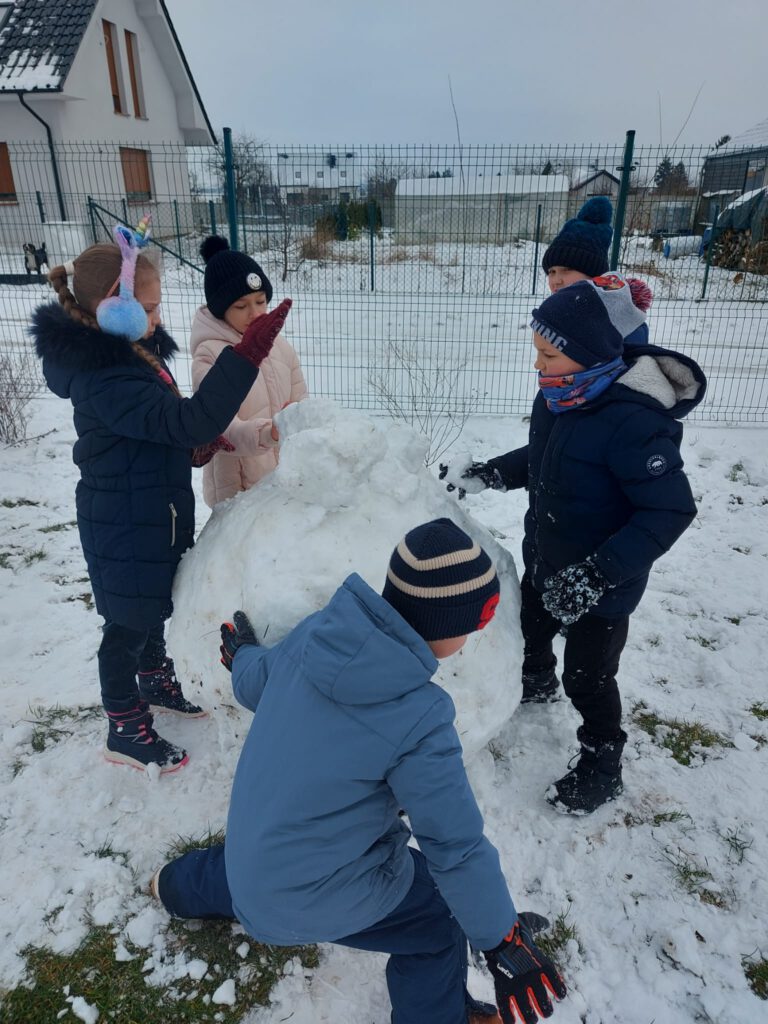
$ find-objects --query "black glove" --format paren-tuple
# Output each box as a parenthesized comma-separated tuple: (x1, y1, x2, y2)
(484, 915, 567, 1024)
(438, 460, 506, 500)
(542, 556, 612, 626)
(219, 610, 259, 672)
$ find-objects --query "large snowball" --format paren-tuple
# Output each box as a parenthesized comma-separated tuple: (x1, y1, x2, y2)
(169, 400, 522, 757)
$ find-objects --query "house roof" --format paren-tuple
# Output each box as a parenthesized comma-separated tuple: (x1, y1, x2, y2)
(0, 0, 97, 91)
(396, 174, 569, 198)
(0, 0, 215, 143)
(569, 169, 620, 190)
(713, 117, 768, 156)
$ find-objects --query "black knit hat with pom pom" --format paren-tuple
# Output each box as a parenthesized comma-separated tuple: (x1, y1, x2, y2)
(542, 197, 613, 278)
(200, 235, 273, 318)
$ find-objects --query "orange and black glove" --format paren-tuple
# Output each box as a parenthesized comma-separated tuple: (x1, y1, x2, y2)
(232, 299, 292, 368)
(484, 914, 566, 1023)
(219, 610, 259, 672)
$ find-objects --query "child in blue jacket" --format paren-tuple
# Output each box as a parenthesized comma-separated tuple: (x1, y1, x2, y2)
(443, 278, 706, 814)
(151, 519, 567, 1024)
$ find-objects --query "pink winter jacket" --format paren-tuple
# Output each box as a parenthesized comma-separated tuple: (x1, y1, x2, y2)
(190, 306, 307, 507)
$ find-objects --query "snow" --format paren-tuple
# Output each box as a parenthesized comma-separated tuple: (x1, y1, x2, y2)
(169, 400, 522, 758)
(396, 173, 569, 197)
(0, 384, 767, 1023)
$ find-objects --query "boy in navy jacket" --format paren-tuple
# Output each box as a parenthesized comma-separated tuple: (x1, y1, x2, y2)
(151, 519, 566, 1024)
(444, 278, 706, 814)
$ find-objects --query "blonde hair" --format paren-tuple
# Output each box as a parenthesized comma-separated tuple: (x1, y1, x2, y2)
(48, 243, 159, 328)
(47, 244, 174, 389)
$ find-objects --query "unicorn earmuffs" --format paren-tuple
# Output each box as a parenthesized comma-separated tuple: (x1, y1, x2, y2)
(96, 215, 153, 341)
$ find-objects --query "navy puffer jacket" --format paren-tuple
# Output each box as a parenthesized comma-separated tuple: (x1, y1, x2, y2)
(488, 344, 706, 617)
(30, 303, 258, 630)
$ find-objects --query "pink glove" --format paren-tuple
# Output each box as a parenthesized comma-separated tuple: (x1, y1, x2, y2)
(191, 435, 236, 467)
(232, 299, 292, 368)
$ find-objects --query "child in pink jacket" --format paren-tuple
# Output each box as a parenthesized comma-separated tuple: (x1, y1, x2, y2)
(191, 236, 307, 507)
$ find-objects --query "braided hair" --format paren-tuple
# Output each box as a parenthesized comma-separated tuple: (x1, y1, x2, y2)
(47, 244, 171, 383)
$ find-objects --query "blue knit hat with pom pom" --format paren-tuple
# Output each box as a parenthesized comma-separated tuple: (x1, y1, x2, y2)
(542, 196, 613, 277)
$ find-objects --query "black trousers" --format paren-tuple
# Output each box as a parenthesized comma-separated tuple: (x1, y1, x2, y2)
(97, 621, 167, 710)
(520, 572, 629, 739)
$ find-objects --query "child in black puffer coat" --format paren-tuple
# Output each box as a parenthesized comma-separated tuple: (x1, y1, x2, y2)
(30, 234, 290, 774)
(442, 276, 706, 814)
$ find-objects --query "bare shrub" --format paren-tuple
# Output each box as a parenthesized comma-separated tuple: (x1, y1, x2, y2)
(0, 353, 38, 444)
(369, 341, 478, 466)
(299, 236, 331, 262)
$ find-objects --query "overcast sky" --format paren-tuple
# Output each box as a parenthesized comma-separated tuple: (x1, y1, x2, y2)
(166, 0, 766, 149)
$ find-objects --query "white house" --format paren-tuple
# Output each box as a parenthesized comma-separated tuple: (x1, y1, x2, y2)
(393, 174, 570, 245)
(273, 151, 366, 205)
(0, 0, 215, 258)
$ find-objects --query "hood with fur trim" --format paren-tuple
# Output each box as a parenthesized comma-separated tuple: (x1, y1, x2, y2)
(30, 302, 178, 399)
(616, 343, 706, 420)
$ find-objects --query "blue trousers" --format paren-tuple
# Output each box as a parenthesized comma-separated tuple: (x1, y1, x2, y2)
(157, 844, 486, 1024)
(98, 621, 167, 707)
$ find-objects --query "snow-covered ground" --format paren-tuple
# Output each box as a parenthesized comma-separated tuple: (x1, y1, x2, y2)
(1, 385, 766, 1023)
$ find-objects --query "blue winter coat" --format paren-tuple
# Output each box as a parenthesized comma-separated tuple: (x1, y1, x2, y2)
(488, 344, 706, 617)
(225, 573, 516, 951)
(30, 303, 258, 630)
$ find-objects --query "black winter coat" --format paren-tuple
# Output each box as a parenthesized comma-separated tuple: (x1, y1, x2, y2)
(488, 344, 706, 618)
(30, 303, 258, 630)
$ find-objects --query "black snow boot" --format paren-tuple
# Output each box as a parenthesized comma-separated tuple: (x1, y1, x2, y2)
(138, 657, 207, 718)
(104, 700, 188, 774)
(547, 726, 627, 814)
(521, 665, 561, 704)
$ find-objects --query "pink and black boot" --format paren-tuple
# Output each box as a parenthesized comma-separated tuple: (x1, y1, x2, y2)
(138, 657, 207, 718)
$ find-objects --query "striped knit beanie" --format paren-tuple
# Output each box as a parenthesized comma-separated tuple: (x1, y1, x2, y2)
(382, 518, 500, 641)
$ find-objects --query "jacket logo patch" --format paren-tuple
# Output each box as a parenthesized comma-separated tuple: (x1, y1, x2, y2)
(646, 454, 668, 476)
(246, 272, 262, 291)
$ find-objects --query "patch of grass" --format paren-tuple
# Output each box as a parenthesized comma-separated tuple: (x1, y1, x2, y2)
(89, 840, 129, 866)
(22, 548, 47, 566)
(535, 908, 582, 967)
(725, 615, 742, 625)
(743, 955, 768, 999)
(663, 850, 728, 908)
(749, 702, 768, 721)
(0, 924, 318, 1024)
(633, 702, 730, 766)
(0, 498, 39, 508)
(652, 809, 692, 827)
(38, 520, 77, 534)
(728, 461, 746, 482)
(687, 633, 719, 650)
(732, 545, 751, 555)
(25, 704, 103, 755)
(720, 826, 753, 864)
(0, 552, 12, 570)
(166, 827, 228, 859)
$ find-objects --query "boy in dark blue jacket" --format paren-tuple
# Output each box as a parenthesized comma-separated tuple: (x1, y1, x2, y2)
(444, 278, 706, 814)
(151, 519, 567, 1024)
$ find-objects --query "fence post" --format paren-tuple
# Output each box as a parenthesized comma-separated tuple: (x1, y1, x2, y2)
(240, 199, 248, 253)
(87, 196, 98, 243)
(531, 203, 543, 295)
(699, 204, 720, 301)
(223, 127, 239, 251)
(208, 199, 217, 237)
(611, 129, 636, 271)
(173, 199, 183, 266)
(368, 199, 376, 292)
(36, 190, 46, 224)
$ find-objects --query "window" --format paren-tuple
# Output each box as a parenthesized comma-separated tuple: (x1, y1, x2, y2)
(0, 4, 13, 32)
(103, 20, 127, 114)
(294, 171, 301, 179)
(340, 170, 347, 178)
(124, 30, 146, 118)
(120, 147, 152, 202)
(0, 142, 17, 202)
(317, 171, 324, 179)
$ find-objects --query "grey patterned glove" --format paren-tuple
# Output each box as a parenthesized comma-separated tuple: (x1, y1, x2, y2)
(542, 557, 613, 625)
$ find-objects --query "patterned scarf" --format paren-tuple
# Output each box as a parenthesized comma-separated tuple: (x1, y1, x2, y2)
(539, 356, 626, 414)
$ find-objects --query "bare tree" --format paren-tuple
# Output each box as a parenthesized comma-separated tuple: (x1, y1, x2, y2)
(0, 353, 38, 444)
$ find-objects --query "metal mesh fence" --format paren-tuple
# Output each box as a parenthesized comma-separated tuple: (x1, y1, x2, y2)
(1, 138, 766, 423)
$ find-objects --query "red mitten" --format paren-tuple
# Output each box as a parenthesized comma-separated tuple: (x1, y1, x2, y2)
(191, 435, 236, 467)
(232, 299, 292, 368)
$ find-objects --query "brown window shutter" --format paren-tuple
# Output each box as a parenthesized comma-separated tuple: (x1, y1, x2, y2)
(124, 30, 145, 118)
(120, 147, 152, 202)
(0, 143, 17, 202)
(103, 20, 124, 114)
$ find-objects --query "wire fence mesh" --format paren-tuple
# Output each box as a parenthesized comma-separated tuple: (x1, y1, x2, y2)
(1, 138, 766, 423)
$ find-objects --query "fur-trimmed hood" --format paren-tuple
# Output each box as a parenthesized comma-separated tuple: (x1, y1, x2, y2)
(30, 302, 178, 398)
(614, 343, 706, 420)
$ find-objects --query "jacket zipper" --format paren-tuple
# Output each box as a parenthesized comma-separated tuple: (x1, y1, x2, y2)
(169, 502, 177, 547)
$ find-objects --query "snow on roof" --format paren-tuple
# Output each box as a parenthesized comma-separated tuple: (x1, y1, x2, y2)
(723, 186, 767, 211)
(0, 0, 97, 92)
(569, 167, 619, 189)
(395, 174, 569, 198)
(715, 117, 768, 155)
